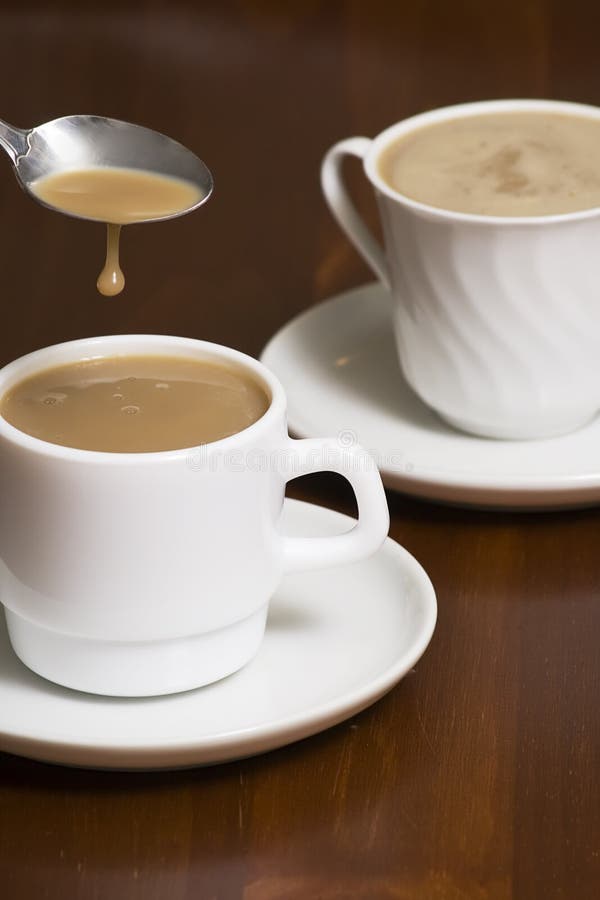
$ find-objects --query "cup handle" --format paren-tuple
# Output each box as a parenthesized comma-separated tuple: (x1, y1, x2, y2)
(280, 437, 389, 574)
(321, 137, 391, 290)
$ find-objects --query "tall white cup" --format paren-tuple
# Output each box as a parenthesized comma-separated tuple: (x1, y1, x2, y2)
(0, 335, 389, 696)
(322, 99, 600, 439)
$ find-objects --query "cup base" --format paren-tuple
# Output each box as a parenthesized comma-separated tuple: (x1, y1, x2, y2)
(4, 606, 268, 697)
(437, 409, 597, 441)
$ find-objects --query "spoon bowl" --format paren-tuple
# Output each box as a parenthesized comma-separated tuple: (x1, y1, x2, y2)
(0, 115, 213, 222)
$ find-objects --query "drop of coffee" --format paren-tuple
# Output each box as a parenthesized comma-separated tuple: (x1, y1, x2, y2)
(97, 224, 125, 297)
(31, 168, 204, 296)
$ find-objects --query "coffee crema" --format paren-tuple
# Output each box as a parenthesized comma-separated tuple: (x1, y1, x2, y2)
(377, 111, 600, 216)
(0, 354, 269, 453)
(31, 168, 203, 296)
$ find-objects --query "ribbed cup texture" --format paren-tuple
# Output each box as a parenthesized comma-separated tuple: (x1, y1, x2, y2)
(379, 199, 600, 439)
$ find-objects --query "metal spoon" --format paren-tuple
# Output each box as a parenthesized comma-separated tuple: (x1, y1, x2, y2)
(0, 114, 213, 222)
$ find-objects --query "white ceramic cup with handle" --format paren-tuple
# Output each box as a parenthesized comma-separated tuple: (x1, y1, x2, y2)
(321, 98, 600, 440)
(0, 334, 389, 697)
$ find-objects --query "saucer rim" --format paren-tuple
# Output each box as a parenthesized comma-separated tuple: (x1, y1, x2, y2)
(261, 282, 600, 508)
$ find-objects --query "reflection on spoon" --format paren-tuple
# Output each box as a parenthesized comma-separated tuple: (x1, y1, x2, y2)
(96, 224, 124, 297)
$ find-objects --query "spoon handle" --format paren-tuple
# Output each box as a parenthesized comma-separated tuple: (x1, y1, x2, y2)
(0, 119, 29, 165)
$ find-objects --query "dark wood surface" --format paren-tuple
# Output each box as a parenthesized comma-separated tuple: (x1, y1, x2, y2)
(1, 2, 599, 897)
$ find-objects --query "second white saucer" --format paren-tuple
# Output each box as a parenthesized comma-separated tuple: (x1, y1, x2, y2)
(262, 282, 600, 509)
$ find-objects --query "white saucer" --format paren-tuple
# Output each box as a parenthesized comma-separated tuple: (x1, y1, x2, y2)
(0, 499, 436, 770)
(262, 283, 600, 509)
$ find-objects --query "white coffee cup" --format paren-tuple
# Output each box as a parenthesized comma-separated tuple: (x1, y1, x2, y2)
(0, 334, 389, 697)
(321, 99, 600, 440)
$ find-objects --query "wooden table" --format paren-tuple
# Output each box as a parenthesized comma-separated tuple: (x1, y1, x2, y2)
(1, 2, 599, 897)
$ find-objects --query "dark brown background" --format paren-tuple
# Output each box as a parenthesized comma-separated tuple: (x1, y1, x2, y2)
(1, 1, 599, 897)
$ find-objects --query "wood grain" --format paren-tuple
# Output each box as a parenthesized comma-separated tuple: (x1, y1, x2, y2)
(1, 2, 599, 897)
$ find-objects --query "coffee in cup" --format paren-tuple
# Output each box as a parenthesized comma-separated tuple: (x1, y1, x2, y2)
(0, 354, 270, 453)
(376, 110, 600, 217)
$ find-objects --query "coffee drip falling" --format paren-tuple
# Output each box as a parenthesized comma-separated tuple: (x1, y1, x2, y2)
(97, 224, 124, 296)
(32, 167, 206, 296)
